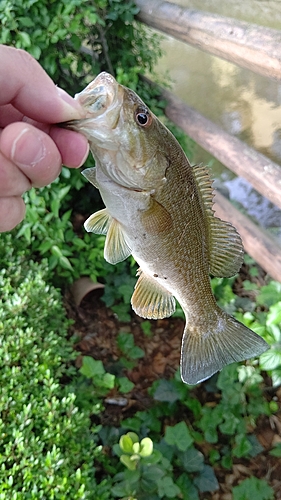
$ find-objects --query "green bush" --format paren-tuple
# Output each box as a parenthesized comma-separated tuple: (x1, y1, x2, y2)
(0, 249, 110, 499)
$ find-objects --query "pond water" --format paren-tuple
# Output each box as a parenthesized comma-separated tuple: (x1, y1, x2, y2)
(154, 0, 281, 238)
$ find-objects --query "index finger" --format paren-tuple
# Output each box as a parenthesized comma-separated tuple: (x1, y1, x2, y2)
(0, 45, 85, 124)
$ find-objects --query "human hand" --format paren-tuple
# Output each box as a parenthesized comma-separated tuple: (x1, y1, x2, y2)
(0, 45, 89, 232)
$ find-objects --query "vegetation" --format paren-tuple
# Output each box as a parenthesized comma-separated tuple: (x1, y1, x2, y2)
(0, 0, 281, 498)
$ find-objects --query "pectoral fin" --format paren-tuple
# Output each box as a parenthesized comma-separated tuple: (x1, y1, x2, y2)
(141, 198, 173, 235)
(82, 167, 99, 188)
(104, 219, 131, 264)
(131, 270, 176, 319)
(84, 208, 111, 234)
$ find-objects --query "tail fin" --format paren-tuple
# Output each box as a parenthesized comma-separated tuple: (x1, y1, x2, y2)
(180, 309, 268, 385)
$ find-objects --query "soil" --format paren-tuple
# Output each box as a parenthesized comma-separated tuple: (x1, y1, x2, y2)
(65, 262, 281, 499)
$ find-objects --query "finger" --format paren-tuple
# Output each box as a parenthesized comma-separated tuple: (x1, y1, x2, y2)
(0, 45, 85, 123)
(50, 127, 89, 168)
(0, 122, 62, 187)
(0, 196, 26, 232)
(0, 104, 24, 128)
(0, 149, 31, 196)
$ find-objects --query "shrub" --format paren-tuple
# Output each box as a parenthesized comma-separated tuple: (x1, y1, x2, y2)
(0, 248, 110, 499)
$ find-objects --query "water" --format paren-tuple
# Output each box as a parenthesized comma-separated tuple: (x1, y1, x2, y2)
(154, 0, 281, 237)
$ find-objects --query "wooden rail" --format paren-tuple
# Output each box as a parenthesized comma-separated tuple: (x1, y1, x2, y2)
(135, 2, 281, 281)
(161, 87, 281, 212)
(214, 193, 281, 283)
(135, 0, 281, 82)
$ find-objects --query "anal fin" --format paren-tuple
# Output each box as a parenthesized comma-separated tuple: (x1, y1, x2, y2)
(131, 270, 176, 319)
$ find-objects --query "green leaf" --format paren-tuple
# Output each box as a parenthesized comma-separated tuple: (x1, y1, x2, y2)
(194, 465, 219, 493)
(267, 302, 281, 325)
(176, 473, 199, 500)
(139, 437, 153, 457)
(80, 356, 105, 378)
(157, 476, 181, 499)
(18, 31, 31, 47)
(219, 413, 240, 435)
(120, 454, 138, 470)
(233, 477, 274, 500)
(270, 443, 281, 457)
(233, 434, 253, 458)
(118, 377, 135, 393)
(153, 379, 182, 403)
(164, 422, 193, 451)
(257, 282, 281, 308)
(117, 332, 134, 352)
(179, 447, 204, 472)
(259, 349, 281, 371)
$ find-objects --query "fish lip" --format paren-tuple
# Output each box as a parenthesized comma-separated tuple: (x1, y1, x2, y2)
(58, 72, 122, 132)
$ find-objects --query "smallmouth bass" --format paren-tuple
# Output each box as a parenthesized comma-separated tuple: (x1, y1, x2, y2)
(63, 72, 268, 384)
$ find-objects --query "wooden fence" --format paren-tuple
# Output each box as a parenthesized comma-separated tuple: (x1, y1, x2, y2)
(136, 0, 281, 282)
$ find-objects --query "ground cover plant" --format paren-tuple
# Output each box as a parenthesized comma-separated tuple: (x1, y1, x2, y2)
(0, 0, 281, 498)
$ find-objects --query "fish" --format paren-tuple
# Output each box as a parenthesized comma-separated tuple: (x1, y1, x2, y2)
(62, 72, 268, 385)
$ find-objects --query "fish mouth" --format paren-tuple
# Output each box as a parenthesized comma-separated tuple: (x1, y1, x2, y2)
(59, 72, 122, 133)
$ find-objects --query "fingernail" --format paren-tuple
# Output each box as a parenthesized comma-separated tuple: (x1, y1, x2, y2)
(11, 128, 46, 168)
(57, 87, 86, 118)
(77, 142, 90, 167)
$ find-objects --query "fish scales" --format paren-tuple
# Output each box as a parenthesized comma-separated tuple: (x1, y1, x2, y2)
(62, 72, 268, 384)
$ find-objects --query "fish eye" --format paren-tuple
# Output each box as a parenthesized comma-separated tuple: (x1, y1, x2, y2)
(135, 108, 152, 127)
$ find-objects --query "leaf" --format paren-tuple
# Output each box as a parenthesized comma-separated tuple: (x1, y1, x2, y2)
(157, 476, 181, 499)
(59, 255, 73, 271)
(176, 473, 199, 500)
(219, 413, 240, 435)
(153, 379, 182, 403)
(270, 443, 281, 457)
(179, 447, 204, 472)
(120, 454, 137, 470)
(139, 437, 153, 457)
(233, 434, 253, 458)
(117, 332, 134, 352)
(267, 302, 281, 326)
(257, 282, 281, 308)
(18, 31, 31, 47)
(259, 348, 281, 371)
(194, 465, 219, 493)
(79, 357, 105, 378)
(233, 477, 274, 500)
(164, 422, 193, 451)
(118, 377, 135, 394)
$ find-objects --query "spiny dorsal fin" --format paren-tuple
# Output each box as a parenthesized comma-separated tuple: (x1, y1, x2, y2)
(84, 208, 111, 234)
(193, 165, 244, 277)
(131, 270, 176, 320)
(104, 219, 131, 265)
(82, 167, 99, 188)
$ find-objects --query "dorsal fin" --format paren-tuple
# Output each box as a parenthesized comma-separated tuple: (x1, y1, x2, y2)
(84, 208, 111, 234)
(131, 270, 176, 319)
(104, 219, 131, 265)
(193, 165, 244, 277)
